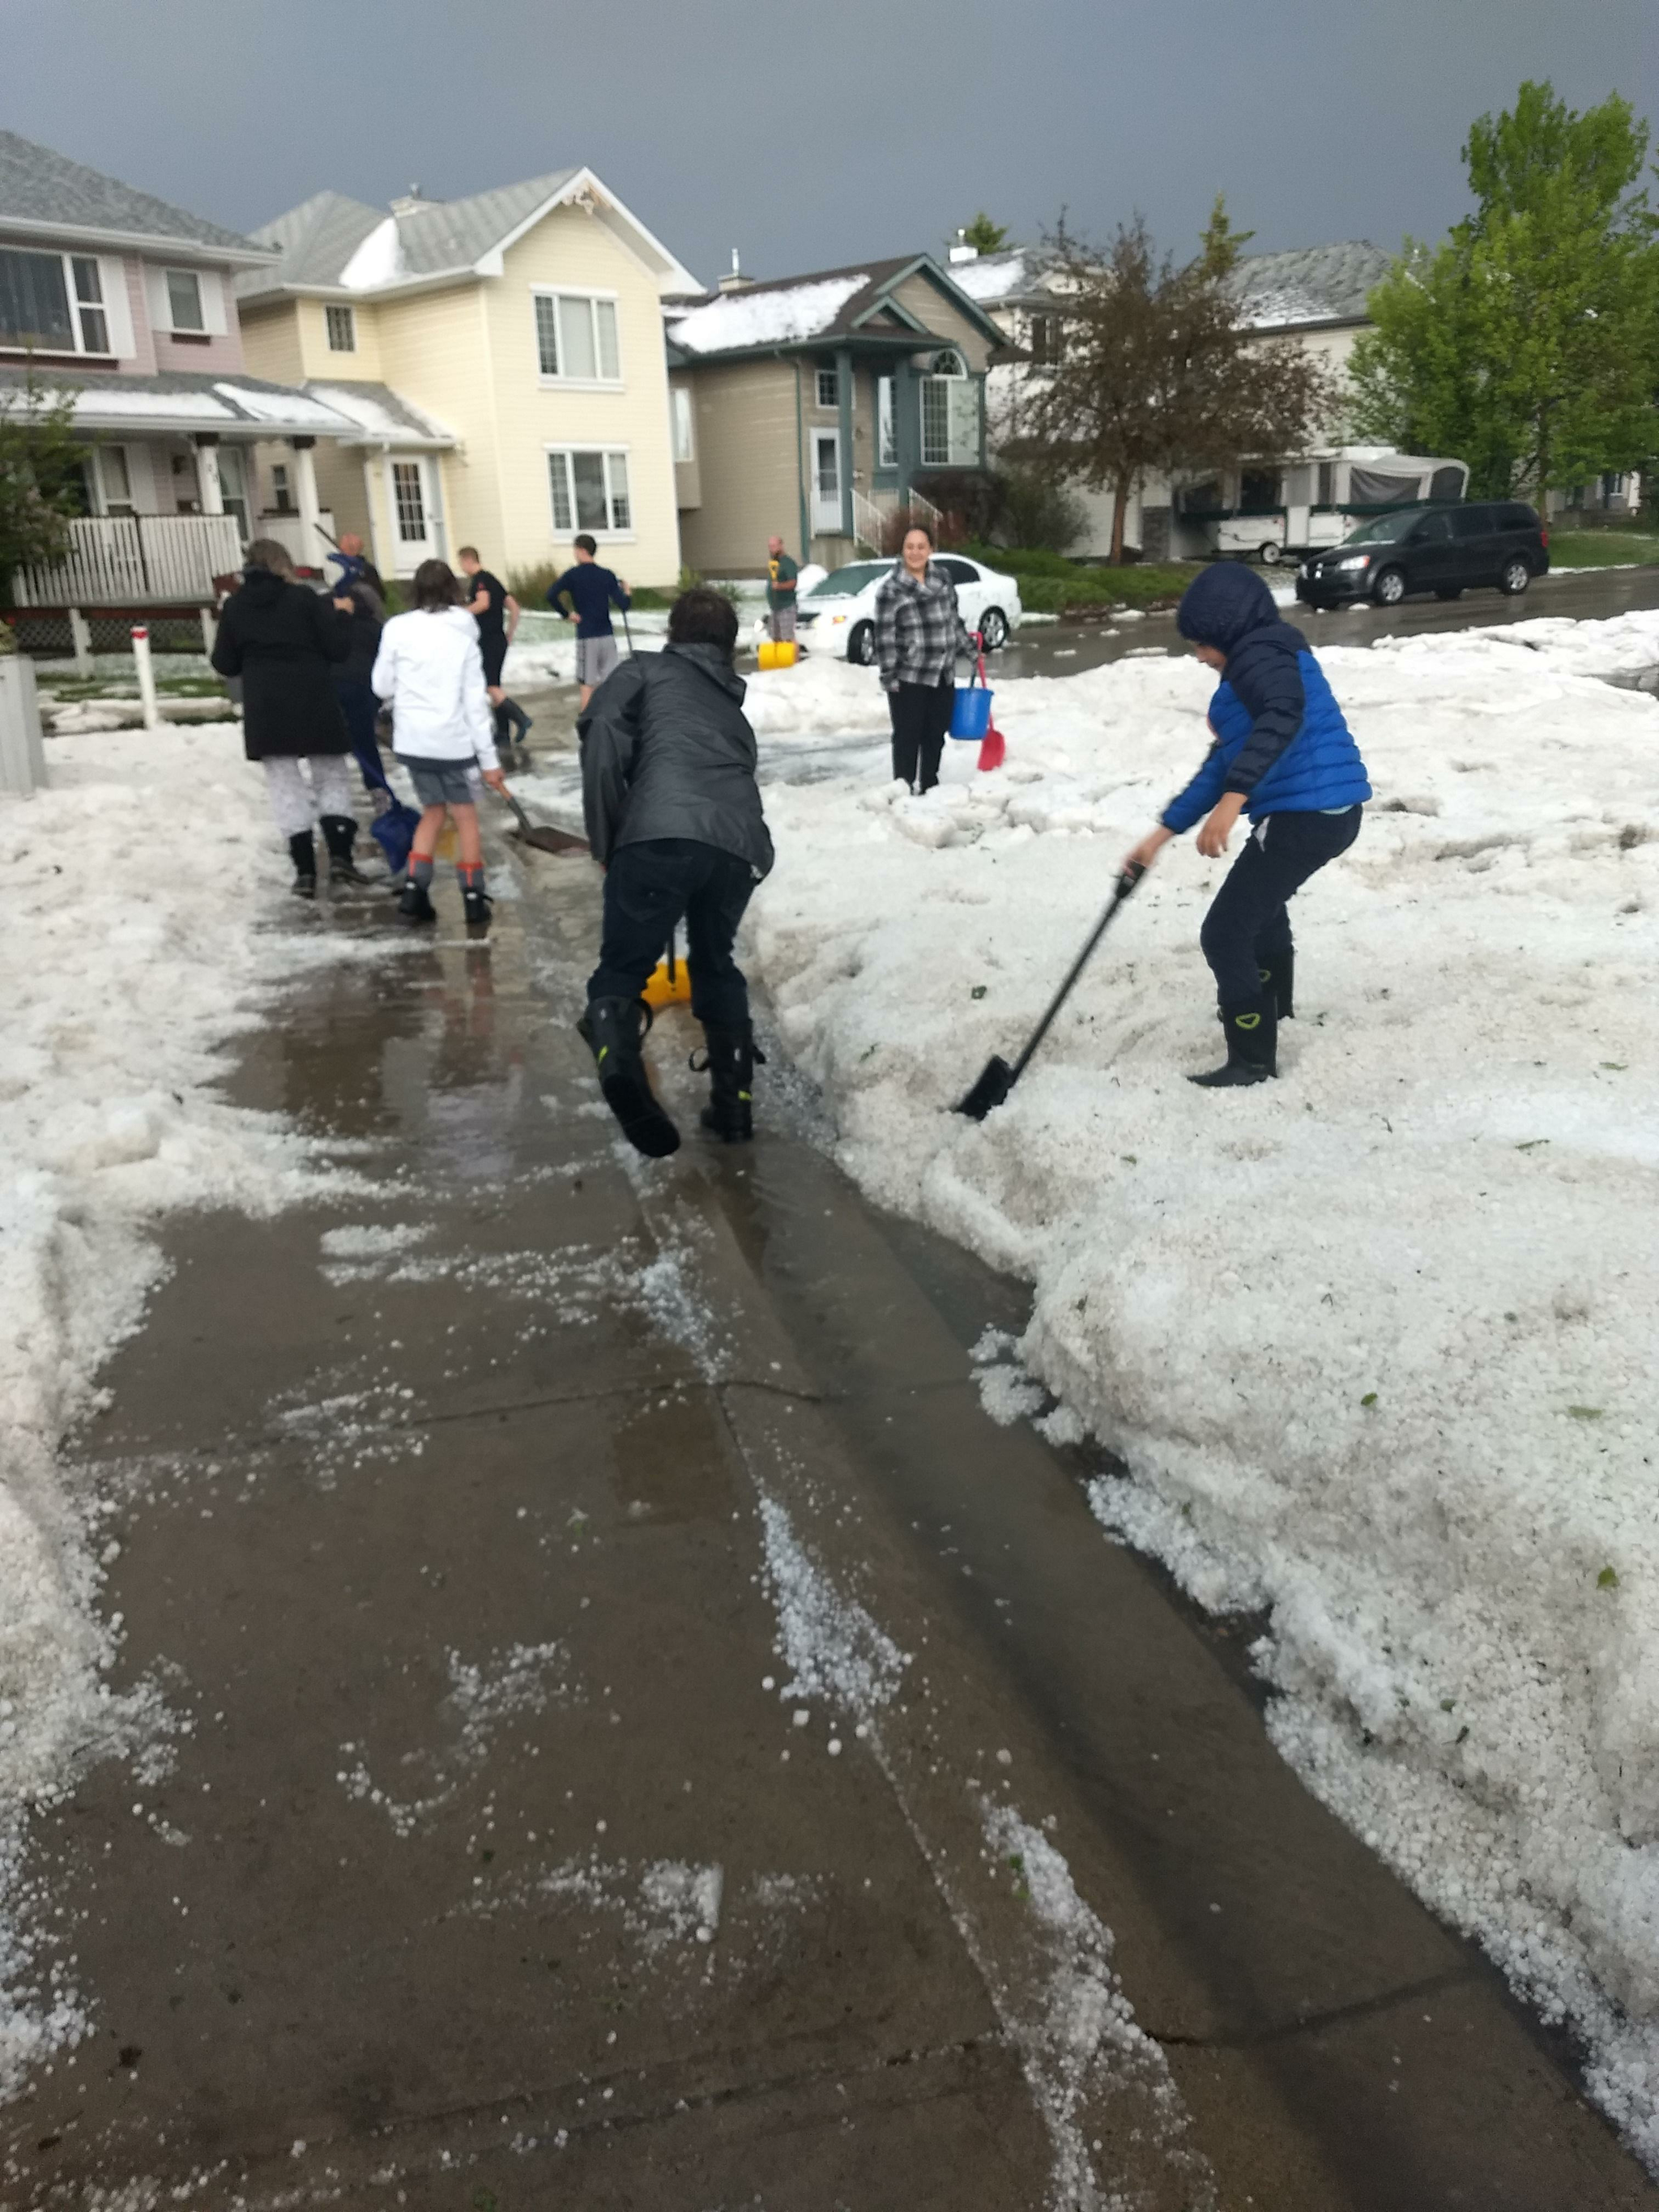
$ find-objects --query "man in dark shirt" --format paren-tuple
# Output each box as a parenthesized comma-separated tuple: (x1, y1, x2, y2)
(457, 544, 531, 748)
(548, 533, 631, 710)
(765, 535, 799, 647)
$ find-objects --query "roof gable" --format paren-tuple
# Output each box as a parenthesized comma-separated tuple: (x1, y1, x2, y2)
(241, 167, 699, 302)
(664, 251, 1004, 360)
(0, 128, 268, 260)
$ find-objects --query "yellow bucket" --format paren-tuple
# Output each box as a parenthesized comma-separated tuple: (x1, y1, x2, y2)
(757, 638, 797, 670)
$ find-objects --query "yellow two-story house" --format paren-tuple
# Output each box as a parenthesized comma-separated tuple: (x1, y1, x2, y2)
(235, 168, 699, 588)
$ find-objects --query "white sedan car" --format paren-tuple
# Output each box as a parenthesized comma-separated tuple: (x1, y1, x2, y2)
(795, 554, 1023, 664)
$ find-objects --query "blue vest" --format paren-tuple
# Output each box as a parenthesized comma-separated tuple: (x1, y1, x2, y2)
(1207, 650, 1371, 817)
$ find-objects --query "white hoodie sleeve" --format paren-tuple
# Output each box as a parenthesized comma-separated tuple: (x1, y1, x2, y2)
(461, 629, 499, 772)
(370, 620, 399, 707)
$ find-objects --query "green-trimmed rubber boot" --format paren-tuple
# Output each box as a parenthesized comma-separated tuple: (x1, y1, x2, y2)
(580, 997, 680, 1157)
(696, 1022, 764, 1143)
(1189, 992, 1277, 1088)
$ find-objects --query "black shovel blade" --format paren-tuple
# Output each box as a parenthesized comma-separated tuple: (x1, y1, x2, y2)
(510, 822, 589, 856)
(954, 1055, 1015, 1121)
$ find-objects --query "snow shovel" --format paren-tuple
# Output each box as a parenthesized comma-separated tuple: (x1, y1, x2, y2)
(643, 923, 693, 1011)
(953, 862, 1144, 1120)
(499, 787, 588, 856)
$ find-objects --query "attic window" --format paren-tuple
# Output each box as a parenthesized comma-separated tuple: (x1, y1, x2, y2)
(326, 304, 356, 352)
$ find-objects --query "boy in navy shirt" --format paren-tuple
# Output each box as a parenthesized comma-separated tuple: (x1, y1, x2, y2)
(548, 535, 631, 710)
(1125, 564, 1370, 1086)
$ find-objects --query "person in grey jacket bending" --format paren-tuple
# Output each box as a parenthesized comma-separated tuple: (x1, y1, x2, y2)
(873, 522, 974, 792)
(578, 586, 774, 1159)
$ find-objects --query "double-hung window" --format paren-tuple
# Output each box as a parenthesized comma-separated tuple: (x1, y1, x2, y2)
(672, 386, 695, 464)
(533, 290, 621, 384)
(877, 376, 896, 467)
(326, 303, 356, 352)
(548, 446, 632, 536)
(165, 268, 205, 333)
(0, 246, 115, 354)
(816, 366, 838, 410)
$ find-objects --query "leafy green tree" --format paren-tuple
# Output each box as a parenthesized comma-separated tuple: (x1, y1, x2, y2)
(1009, 200, 1334, 561)
(0, 369, 84, 596)
(959, 211, 1009, 255)
(1350, 82, 1659, 497)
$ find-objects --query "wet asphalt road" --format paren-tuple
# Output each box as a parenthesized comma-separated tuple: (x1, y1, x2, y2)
(8, 831, 1657, 2208)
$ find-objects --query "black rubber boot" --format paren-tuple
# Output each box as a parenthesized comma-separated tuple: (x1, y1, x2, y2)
(695, 1022, 765, 1143)
(288, 829, 318, 899)
(1258, 946, 1294, 1021)
(462, 884, 493, 932)
(320, 813, 375, 884)
(579, 997, 680, 1157)
(1189, 992, 1277, 1087)
(398, 876, 437, 925)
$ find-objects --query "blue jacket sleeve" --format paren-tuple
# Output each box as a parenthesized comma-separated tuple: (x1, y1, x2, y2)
(1161, 736, 1230, 833)
(1222, 645, 1305, 795)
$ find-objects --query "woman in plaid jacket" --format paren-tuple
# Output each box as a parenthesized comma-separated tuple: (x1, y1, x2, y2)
(874, 523, 974, 792)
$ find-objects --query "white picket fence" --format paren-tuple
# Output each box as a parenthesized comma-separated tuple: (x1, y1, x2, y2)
(11, 514, 246, 607)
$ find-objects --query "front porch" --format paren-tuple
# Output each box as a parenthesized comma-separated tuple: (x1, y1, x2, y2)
(7, 507, 337, 608)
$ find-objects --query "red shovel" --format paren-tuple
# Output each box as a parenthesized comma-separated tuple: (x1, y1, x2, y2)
(972, 646, 1005, 771)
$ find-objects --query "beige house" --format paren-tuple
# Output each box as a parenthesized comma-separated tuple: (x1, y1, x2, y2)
(236, 168, 700, 587)
(665, 255, 1010, 575)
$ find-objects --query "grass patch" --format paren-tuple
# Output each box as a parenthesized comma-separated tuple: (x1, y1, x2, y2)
(960, 541, 1194, 613)
(1547, 530, 1659, 570)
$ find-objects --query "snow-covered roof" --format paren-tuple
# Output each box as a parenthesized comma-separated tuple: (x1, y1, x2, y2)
(303, 380, 457, 447)
(0, 128, 272, 264)
(1230, 241, 1393, 329)
(946, 248, 1039, 305)
(239, 168, 700, 303)
(0, 368, 363, 438)
(667, 274, 872, 356)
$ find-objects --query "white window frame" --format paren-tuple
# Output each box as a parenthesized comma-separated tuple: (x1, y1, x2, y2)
(545, 445, 634, 539)
(0, 245, 122, 356)
(876, 376, 895, 468)
(815, 366, 838, 410)
(672, 385, 695, 465)
(270, 460, 294, 514)
(164, 267, 205, 333)
(922, 349, 975, 468)
(531, 286, 623, 388)
(325, 303, 356, 352)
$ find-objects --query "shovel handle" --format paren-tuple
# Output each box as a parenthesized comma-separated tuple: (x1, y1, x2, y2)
(1007, 862, 1144, 1083)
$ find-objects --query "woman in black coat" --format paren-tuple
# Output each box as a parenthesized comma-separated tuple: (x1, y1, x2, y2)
(211, 538, 361, 896)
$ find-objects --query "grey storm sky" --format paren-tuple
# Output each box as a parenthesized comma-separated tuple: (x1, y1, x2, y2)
(3, 0, 1655, 285)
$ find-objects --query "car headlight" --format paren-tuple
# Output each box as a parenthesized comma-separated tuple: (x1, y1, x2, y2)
(1333, 553, 1371, 569)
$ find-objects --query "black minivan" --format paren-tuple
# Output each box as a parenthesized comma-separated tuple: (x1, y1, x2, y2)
(1295, 501, 1549, 609)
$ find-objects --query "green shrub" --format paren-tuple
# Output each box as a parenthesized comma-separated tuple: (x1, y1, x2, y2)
(995, 465, 1086, 555)
(1014, 562, 1192, 612)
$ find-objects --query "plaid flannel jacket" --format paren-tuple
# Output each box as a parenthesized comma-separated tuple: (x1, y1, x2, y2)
(874, 562, 971, 693)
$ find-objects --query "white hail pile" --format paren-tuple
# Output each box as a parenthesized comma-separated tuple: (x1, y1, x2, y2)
(0, 721, 345, 2089)
(744, 609, 1659, 2162)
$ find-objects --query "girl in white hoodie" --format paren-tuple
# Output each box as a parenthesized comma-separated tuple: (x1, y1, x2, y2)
(371, 559, 506, 928)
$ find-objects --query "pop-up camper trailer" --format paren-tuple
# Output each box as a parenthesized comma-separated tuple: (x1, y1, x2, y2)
(1171, 448, 1470, 565)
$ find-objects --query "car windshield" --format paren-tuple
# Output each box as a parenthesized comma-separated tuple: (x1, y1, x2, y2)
(808, 563, 889, 597)
(1341, 509, 1428, 546)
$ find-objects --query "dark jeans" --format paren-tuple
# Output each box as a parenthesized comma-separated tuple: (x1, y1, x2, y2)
(888, 678, 954, 792)
(588, 838, 757, 1030)
(1200, 807, 1362, 1004)
(335, 676, 386, 795)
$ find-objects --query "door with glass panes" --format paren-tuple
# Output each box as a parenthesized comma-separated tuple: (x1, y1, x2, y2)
(386, 454, 439, 569)
(810, 430, 842, 535)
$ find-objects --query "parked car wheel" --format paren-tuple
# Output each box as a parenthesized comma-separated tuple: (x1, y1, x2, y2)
(1372, 565, 1407, 607)
(848, 620, 876, 666)
(1497, 556, 1532, 596)
(979, 607, 1009, 650)
(1259, 542, 1282, 566)
(1435, 587, 1464, 601)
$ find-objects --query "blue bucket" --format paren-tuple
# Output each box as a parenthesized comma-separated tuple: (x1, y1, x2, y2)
(950, 684, 993, 740)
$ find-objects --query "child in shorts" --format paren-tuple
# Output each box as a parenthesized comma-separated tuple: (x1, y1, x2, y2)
(371, 558, 507, 930)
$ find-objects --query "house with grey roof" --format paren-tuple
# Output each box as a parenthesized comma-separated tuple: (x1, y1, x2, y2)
(664, 253, 1012, 573)
(236, 168, 700, 587)
(0, 129, 373, 610)
(953, 234, 1405, 559)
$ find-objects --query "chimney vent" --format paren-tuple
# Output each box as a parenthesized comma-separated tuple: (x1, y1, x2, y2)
(718, 247, 753, 294)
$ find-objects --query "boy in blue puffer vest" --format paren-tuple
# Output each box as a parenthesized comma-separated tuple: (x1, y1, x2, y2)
(1125, 563, 1371, 1086)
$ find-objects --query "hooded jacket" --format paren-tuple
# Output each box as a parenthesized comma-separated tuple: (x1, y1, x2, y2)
(873, 561, 972, 693)
(370, 605, 497, 769)
(1162, 563, 1371, 832)
(578, 641, 773, 876)
(211, 568, 351, 761)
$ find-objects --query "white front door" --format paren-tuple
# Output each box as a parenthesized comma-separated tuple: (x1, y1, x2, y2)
(386, 454, 439, 570)
(810, 430, 842, 535)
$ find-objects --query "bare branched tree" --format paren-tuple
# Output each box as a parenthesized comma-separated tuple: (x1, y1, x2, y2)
(1007, 201, 1338, 561)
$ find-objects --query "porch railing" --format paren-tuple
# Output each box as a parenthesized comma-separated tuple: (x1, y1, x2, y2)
(10, 514, 248, 607)
(851, 486, 944, 556)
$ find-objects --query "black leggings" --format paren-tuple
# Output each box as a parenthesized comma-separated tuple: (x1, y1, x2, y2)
(1200, 808, 1362, 1004)
(887, 678, 954, 792)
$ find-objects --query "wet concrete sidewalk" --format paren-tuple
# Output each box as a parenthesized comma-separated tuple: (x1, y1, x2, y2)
(6, 842, 1656, 2210)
